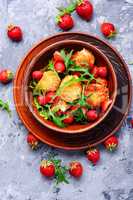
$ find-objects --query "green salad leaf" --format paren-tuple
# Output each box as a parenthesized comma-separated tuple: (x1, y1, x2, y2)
(49, 155, 69, 185)
(0, 99, 11, 116)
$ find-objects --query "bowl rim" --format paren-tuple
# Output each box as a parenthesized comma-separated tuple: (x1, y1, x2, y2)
(24, 39, 118, 134)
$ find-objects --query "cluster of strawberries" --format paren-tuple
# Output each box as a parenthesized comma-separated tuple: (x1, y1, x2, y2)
(27, 133, 118, 181)
(56, 0, 116, 38)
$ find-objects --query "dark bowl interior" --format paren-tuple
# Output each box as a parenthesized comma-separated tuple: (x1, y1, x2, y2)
(24, 40, 117, 134)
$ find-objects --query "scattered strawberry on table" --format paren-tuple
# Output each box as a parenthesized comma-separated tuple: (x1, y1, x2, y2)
(55, 0, 93, 30)
(7, 24, 23, 42)
(86, 148, 100, 165)
(69, 161, 83, 178)
(40, 156, 69, 185)
(101, 22, 117, 38)
(55, 2, 76, 31)
(104, 135, 118, 152)
(76, 0, 93, 21)
(0, 69, 14, 84)
(27, 133, 39, 150)
(40, 160, 55, 177)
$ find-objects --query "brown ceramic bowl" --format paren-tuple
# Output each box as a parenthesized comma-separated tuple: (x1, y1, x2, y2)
(24, 40, 117, 134)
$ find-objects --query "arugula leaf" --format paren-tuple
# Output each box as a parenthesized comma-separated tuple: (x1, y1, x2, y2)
(73, 107, 87, 123)
(48, 108, 66, 128)
(49, 157, 69, 185)
(29, 80, 37, 89)
(48, 60, 54, 71)
(34, 97, 49, 119)
(0, 99, 11, 116)
(60, 49, 74, 69)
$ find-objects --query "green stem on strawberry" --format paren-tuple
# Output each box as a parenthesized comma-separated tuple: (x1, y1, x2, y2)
(55, 2, 77, 23)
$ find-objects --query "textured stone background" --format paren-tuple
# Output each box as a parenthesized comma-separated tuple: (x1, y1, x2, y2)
(0, 0, 133, 199)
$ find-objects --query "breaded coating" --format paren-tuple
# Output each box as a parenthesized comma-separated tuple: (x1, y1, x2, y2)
(72, 48, 95, 67)
(35, 71, 61, 92)
(59, 75, 82, 102)
(85, 83, 109, 107)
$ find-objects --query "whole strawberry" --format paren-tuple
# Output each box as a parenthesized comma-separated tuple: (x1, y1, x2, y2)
(40, 160, 55, 177)
(76, 0, 93, 21)
(101, 22, 116, 38)
(0, 69, 13, 84)
(104, 135, 118, 152)
(7, 25, 23, 42)
(69, 161, 83, 178)
(56, 14, 74, 31)
(27, 133, 39, 150)
(87, 148, 100, 165)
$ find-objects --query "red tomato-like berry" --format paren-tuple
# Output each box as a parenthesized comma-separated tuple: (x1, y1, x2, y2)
(45, 91, 55, 103)
(0, 69, 13, 84)
(32, 71, 43, 81)
(40, 160, 55, 177)
(101, 22, 116, 38)
(58, 14, 74, 31)
(37, 95, 47, 106)
(86, 110, 98, 121)
(87, 148, 100, 165)
(101, 100, 112, 113)
(72, 72, 81, 77)
(54, 61, 66, 73)
(7, 25, 23, 42)
(27, 133, 39, 150)
(76, 0, 93, 21)
(98, 66, 107, 78)
(63, 112, 74, 124)
(91, 66, 99, 78)
(104, 135, 118, 152)
(53, 51, 64, 62)
(69, 161, 83, 178)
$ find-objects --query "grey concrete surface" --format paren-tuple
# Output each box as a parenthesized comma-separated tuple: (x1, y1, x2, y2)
(0, 0, 133, 199)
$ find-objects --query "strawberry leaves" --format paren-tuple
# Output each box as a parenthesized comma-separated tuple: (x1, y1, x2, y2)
(55, 2, 77, 23)
(48, 155, 69, 185)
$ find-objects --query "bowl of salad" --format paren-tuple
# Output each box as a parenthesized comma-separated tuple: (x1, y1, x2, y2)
(24, 40, 117, 134)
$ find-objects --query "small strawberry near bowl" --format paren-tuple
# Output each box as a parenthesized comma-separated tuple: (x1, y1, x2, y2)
(24, 40, 117, 134)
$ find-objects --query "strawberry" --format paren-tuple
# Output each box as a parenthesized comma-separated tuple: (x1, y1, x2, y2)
(7, 25, 23, 42)
(32, 71, 43, 81)
(76, 0, 93, 21)
(87, 148, 100, 165)
(0, 69, 13, 84)
(69, 161, 83, 178)
(101, 22, 116, 38)
(40, 160, 55, 177)
(57, 14, 74, 31)
(101, 100, 112, 112)
(63, 112, 74, 124)
(104, 135, 118, 152)
(53, 51, 64, 62)
(91, 66, 99, 78)
(27, 133, 39, 150)
(37, 95, 47, 106)
(98, 66, 107, 78)
(86, 110, 98, 121)
(54, 61, 66, 73)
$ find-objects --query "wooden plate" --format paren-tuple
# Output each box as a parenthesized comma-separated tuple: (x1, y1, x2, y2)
(13, 32, 132, 150)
